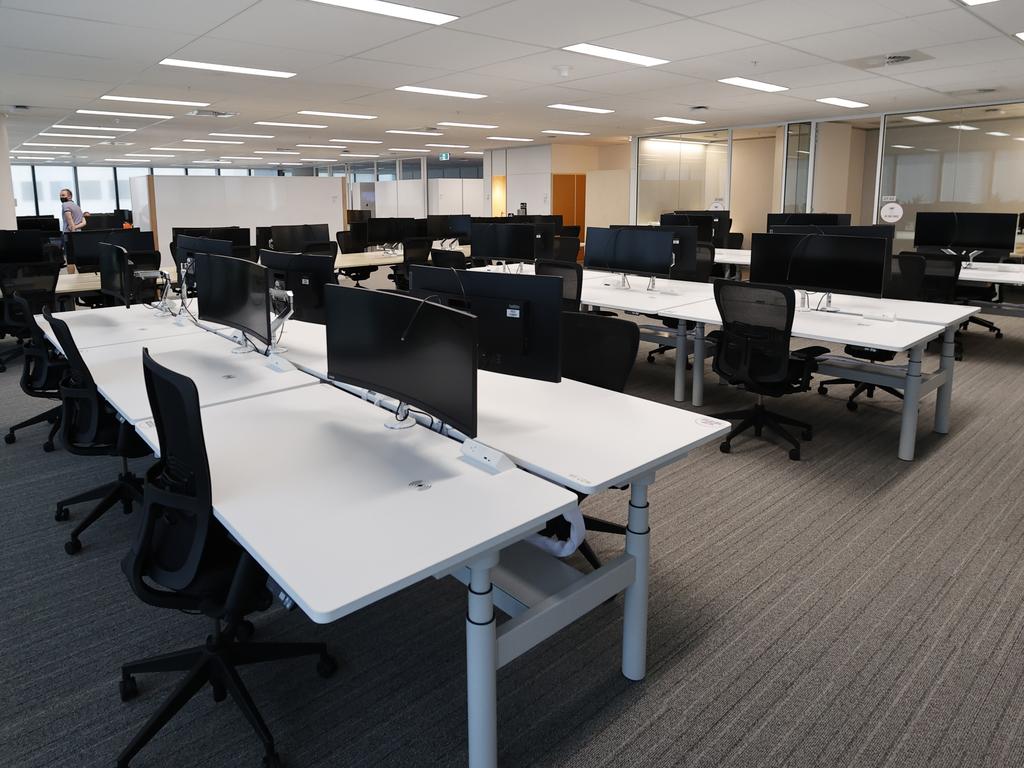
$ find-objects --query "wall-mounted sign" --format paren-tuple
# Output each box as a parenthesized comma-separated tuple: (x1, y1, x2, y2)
(880, 202, 904, 223)
(438, 152, 450, 161)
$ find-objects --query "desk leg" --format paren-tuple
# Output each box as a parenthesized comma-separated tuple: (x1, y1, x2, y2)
(935, 326, 955, 435)
(623, 476, 652, 681)
(673, 325, 688, 403)
(898, 344, 924, 461)
(466, 551, 499, 768)
(692, 322, 706, 408)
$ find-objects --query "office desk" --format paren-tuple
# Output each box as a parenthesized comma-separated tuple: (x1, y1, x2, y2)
(52, 266, 179, 297)
(38, 305, 216, 353)
(714, 248, 751, 266)
(471, 263, 606, 280)
(343, 242, 473, 271)
(958, 261, 1024, 285)
(662, 299, 955, 460)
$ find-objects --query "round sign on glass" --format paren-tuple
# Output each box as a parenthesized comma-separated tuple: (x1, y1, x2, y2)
(880, 202, 904, 223)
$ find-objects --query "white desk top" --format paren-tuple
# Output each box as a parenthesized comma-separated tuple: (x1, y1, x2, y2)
(137, 384, 578, 624)
(79, 332, 316, 425)
(663, 299, 945, 352)
(808, 292, 977, 326)
(277, 321, 731, 495)
(39, 305, 215, 353)
(582, 277, 714, 314)
(958, 262, 1024, 286)
(714, 249, 751, 266)
(471, 263, 605, 281)
(343, 242, 472, 270)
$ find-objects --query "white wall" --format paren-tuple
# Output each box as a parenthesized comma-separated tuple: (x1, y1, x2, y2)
(132, 175, 346, 268)
(730, 136, 777, 246)
(427, 178, 487, 216)
(374, 179, 426, 218)
(488, 145, 552, 216)
(0, 117, 16, 230)
(585, 169, 629, 229)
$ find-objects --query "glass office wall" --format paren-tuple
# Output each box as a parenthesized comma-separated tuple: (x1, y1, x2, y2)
(115, 167, 149, 211)
(783, 123, 811, 213)
(187, 167, 216, 176)
(636, 130, 729, 225)
(10, 165, 36, 216)
(401, 158, 422, 180)
(77, 166, 117, 212)
(376, 159, 397, 181)
(879, 104, 1024, 248)
(33, 165, 76, 218)
(219, 168, 250, 176)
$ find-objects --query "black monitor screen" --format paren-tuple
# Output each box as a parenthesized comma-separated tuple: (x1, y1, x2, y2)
(270, 224, 328, 252)
(659, 214, 713, 242)
(751, 233, 886, 297)
(766, 213, 852, 229)
(99, 244, 132, 308)
(674, 210, 730, 243)
(585, 227, 674, 276)
(16, 216, 60, 232)
(367, 218, 394, 244)
(497, 223, 536, 262)
(324, 284, 478, 437)
(914, 212, 1018, 251)
(409, 264, 562, 382)
(584, 227, 618, 270)
(197, 254, 272, 345)
(533, 222, 556, 260)
(469, 223, 498, 261)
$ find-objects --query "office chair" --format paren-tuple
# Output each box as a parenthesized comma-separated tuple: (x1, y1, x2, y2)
(4, 291, 65, 451)
(645, 242, 715, 364)
(42, 307, 151, 554)
(430, 248, 469, 270)
(552, 311, 640, 569)
(955, 250, 1004, 339)
(336, 230, 375, 287)
(818, 253, 927, 411)
(709, 280, 827, 461)
(560, 225, 581, 239)
(388, 237, 432, 291)
(726, 232, 744, 249)
(116, 350, 336, 768)
(553, 236, 581, 263)
(303, 240, 338, 257)
(535, 259, 583, 311)
(0, 261, 61, 372)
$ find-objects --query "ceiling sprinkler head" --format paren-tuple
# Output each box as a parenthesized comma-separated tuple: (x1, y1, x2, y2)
(556, 65, 572, 78)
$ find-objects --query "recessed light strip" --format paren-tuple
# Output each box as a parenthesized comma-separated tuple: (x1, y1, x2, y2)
(817, 97, 869, 108)
(329, 138, 383, 144)
(904, 115, 940, 123)
(541, 130, 590, 136)
(718, 76, 788, 92)
(387, 148, 431, 152)
(299, 110, 378, 120)
(396, 85, 487, 99)
(562, 42, 667, 67)
(387, 129, 443, 136)
(101, 94, 210, 107)
(77, 109, 174, 119)
(210, 132, 275, 138)
(547, 103, 613, 114)
(486, 136, 533, 142)
(39, 132, 116, 139)
(22, 142, 90, 148)
(307, 0, 457, 25)
(254, 121, 328, 128)
(425, 143, 470, 148)
(654, 116, 706, 125)
(184, 139, 244, 144)
(57, 124, 136, 132)
(150, 147, 206, 152)
(438, 121, 497, 129)
(159, 58, 296, 79)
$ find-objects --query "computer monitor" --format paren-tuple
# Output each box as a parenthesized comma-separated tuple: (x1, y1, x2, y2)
(99, 243, 133, 309)
(86, 212, 123, 230)
(367, 217, 395, 245)
(750, 233, 887, 298)
(583, 227, 618, 271)
(408, 264, 562, 383)
(533, 222, 556, 260)
(913, 212, 1018, 251)
(259, 249, 336, 324)
(0, 230, 57, 264)
(65, 229, 130, 271)
(16, 216, 60, 233)
(470, 223, 536, 263)
(610, 225, 696, 277)
(324, 284, 478, 437)
(766, 213, 852, 230)
(659, 214, 714, 243)
(196, 254, 272, 346)
(175, 235, 233, 300)
(674, 210, 731, 245)
(270, 223, 329, 252)
(585, 227, 674, 278)
(427, 214, 473, 240)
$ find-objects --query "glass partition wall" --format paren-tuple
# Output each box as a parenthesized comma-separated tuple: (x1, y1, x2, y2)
(636, 130, 730, 225)
(783, 123, 811, 213)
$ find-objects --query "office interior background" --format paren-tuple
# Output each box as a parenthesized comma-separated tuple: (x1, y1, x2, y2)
(5, 1, 1024, 767)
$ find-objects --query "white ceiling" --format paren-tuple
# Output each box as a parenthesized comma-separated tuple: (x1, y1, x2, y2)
(3, 0, 1024, 168)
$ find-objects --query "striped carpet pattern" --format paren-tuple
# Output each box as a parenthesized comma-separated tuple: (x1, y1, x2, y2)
(2, 312, 1024, 768)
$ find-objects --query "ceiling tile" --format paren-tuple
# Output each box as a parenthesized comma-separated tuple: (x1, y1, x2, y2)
(0, 0, 256, 34)
(557, 69, 702, 96)
(594, 18, 764, 62)
(634, 0, 760, 16)
(698, 0, 902, 42)
(475, 50, 637, 86)
(663, 44, 828, 79)
(359, 28, 545, 70)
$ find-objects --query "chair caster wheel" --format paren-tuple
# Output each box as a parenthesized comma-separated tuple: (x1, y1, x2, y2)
(789, 448, 801, 461)
(317, 653, 339, 679)
(3, 433, 14, 445)
(846, 401, 858, 412)
(43, 441, 55, 453)
(646, 354, 655, 364)
(719, 442, 731, 454)
(801, 429, 812, 441)
(64, 537, 81, 555)
(817, 385, 827, 395)
(235, 620, 255, 642)
(996, 332, 1003, 339)
(55, 506, 69, 522)
(263, 752, 283, 768)
(119, 675, 138, 702)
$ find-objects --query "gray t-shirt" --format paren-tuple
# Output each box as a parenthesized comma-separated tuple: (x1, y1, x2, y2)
(61, 200, 84, 232)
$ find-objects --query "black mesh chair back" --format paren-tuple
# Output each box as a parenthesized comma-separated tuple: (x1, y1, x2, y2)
(126, 349, 216, 595)
(336, 230, 363, 254)
(712, 280, 795, 388)
(887, 253, 927, 301)
(560, 225, 581, 238)
(536, 259, 583, 311)
(916, 251, 962, 304)
(560, 311, 639, 392)
(402, 237, 433, 265)
(553, 236, 580, 263)
(303, 241, 338, 257)
(726, 232, 744, 249)
(11, 293, 65, 395)
(430, 249, 468, 270)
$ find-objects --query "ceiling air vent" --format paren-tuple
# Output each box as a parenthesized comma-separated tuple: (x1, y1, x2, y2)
(945, 88, 998, 97)
(844, 50, 933, 71)
(185, 109, 238, 118)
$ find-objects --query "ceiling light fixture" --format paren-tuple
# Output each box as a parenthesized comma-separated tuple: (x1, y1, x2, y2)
(395, 85, 487, 99)
(718, 76, 788, 92)
(816, 97, 869, 108)
(341, 153, 381, 157)
(254, 121, 328, 128)
(22, 142, 90, 148)
(103, 158, 148, 162)
(960, 0, 1001, 5)
(77, 109, 174, 119)
(101, 94, 210, 107)
(307, 0, 457, 24)
(987, 131, 1010, 136)
(193, 159, 231, 163)
(39, 132, 116, 139)
(329, 138, 383, 144)
(14, 150, 71, 155)
(386, 129, 443, 136)
(150, 147, 206, 152)
(464, 151, 484, 155)
(387, 147, 431, 152)
(425, 143, 470, 148)
(891, 144, 915, 149)
(183, 139, 244, 144)
(57, 124, 136, 132)
(547, 103, 614, 114)
(14, 156, 54, 161)
(297, 144, 347, 149)
(654, 116, 706, 125)
(210, 132, 274, 138)
(950, 124, 979, 130)
(125, 153, 175, 158)
(486, 136, 533, 142)
(253, 150, 301, 155)
(1016, 32, 1024, 41)
(437, 121, 497, 129)
(159, 58, 296, 78)
(542, 130, 591, 136)
(298, 110, 378, 119)
(562, 42, 668, 67)
(220, 156, 263, 160)
(904, 115, 940, 123)
(278, 162, 303, 166)
(299, 158, 336, 162)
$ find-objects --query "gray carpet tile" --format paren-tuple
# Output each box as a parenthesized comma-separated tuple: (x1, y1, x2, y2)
(2, 312, 1024, 768)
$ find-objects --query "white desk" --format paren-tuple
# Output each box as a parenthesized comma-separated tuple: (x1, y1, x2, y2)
(662, 299, 956, 461)
(341, 242, 472, 271)
(714, 248, 751, 267)
(581, 276, 713, 314)
(471, 263, 606, 281)
(38, 305, 215, 353)
(958, 261, 1024, 285)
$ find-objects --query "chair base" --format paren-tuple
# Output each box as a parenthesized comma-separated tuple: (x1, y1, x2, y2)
(713, 400, 811, 461)
(5, 403, 61, 451)
(0, 342, 25, 373)
(56, 458, 143, 553)
(818, 378, 903, 412)
(963, 315, 1003, 339)
(117, 625, 336, 768)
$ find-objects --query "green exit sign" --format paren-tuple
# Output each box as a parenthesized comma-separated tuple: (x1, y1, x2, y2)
(439, 152, 450, 161)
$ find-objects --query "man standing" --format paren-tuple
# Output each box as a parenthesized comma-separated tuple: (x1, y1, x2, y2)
(59, 188, 86, 233)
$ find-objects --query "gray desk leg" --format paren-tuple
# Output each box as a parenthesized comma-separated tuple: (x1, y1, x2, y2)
(623, 475, 652, 681)
(935, 326, 955, 435)
(673, 326, 688, 402)
(693, 322, 706, 407)
(898, 344, 924, 461)
(466, 551, 499, 768)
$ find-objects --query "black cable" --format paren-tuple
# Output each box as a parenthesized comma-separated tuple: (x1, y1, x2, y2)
(400, 294, 440, 342)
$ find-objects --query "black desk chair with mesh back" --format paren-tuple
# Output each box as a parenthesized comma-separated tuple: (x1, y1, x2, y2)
(116, 350, 336, 768)
(553, 235, 580, 263)
(0, 261, 60, 372)
(817, 253, 927, 410)
(430, 248, 469, 270)
(956, 249, 1005, 338)
(336, 230, 375, 287)
(709, 280, 827, 461)
(645, 242, 715, 364)
(42, 307, 151, 554)
(917, 251, 965, 360)
(552, 311, 640, 569)
(535, 259, 583, 311)
(388, 237, 432, 291)
(5, 291, 65, 451)
(303, 240, 338, 257)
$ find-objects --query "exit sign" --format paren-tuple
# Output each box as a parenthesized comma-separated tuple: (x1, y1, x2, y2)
(439, 152, 450, 161)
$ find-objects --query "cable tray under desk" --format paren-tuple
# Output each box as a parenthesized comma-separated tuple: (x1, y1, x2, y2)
(448, 541, 636, 669)
(816, 355, 946, 397)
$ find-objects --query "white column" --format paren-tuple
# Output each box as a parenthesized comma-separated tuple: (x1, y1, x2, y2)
(0, 115, 17, 230)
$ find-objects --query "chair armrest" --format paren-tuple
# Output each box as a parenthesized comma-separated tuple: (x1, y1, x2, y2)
(791, 345, 829, 360)
(791, 346, 829, 390)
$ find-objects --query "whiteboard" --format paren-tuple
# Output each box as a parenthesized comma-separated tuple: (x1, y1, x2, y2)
(131, 175, 346, 268)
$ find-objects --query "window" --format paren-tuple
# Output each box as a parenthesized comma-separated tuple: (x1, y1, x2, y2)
(115, 167, 150, 211)
(349, 162, 375, 182)
(376, 160, 397, 181)
(400, 158, 422, 180)
(33, 165, 77, 219)
(252, 168, 278, 177)
(427, 158, 483, 179)
(186, 167, 216, 176)
(152, 167, 186, 176)
(10, 165, 36, 216)
(219, 168, 250, 176)
(77, 166, 117, 213)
